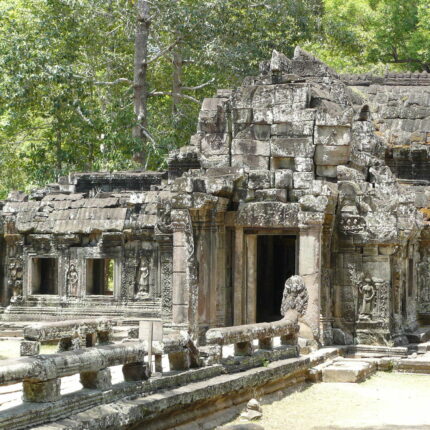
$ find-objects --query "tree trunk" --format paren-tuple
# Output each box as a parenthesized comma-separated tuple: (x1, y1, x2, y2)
(171, 39, 183, 117)
(133, 0, 151, 164)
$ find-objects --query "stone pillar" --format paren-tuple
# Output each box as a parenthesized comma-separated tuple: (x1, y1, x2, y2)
(23, 379, 61, 403)
(246, 234, 257, 324)
(80, 368, 112, 390)
(233, 228, 245, 325)
(298, 226, 322, 340)
(172, 226, 188, 325)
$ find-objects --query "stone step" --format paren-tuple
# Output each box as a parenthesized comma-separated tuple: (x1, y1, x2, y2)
(321, 358, 376, 383)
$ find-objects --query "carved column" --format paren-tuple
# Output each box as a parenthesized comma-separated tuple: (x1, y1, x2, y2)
(298, 225, 322, 340)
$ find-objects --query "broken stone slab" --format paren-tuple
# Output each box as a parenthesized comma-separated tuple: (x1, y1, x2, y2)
(321, 358, 376, 383)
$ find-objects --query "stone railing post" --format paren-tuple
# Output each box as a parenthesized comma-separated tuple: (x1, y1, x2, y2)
(80, 368, 112, 390)
(168, 350, 191, 371)
(234, 341, 253, 356)
(122, 362, 150, 381)
(23, 379, 61, 403)
(20, 340, 40, 356)
(258, 337, 273, 350)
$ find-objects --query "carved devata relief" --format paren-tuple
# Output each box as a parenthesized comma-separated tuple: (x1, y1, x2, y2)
(348, 264, 390, 322)
(67, 263, 79, 297)
(136, 255, 150, 299)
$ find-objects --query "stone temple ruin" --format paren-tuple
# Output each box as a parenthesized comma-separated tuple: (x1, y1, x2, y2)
(1, 46, 430, 351)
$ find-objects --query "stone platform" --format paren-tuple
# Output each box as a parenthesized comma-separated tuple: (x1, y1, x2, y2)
(317, 358, 377, 383)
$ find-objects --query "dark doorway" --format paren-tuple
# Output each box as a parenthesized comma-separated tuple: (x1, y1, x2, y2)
(86, 259, 115, 295)
(31, 258, 58, 294)
(257, 235, 296, 322)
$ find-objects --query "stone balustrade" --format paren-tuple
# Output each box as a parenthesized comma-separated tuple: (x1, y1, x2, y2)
(20, 318, 112, 356)
(0, 342, 147, 403)
(205, 318, 298, 360)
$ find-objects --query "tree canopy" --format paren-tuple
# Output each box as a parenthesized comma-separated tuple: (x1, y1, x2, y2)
(0, 0, 429, 197)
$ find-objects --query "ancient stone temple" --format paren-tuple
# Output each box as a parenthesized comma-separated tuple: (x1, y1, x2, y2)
(1, 47, 430, 347)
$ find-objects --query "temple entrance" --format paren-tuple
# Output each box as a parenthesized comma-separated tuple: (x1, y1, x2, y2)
(256, 235, 296, 322)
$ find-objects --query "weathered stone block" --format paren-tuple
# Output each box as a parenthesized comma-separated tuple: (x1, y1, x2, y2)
(23, 379, 61, 403)
(273, 103, 309, 123)
(205, 177, 234, 197)
(248, 171, 271, 190)
(253, 108, 273, 124)
(299, 195, 328, 212)
(20, 340, 40, 356)
(80, 368, 112, 390)
(252, 124, 271, 140)
(201, 133, 230, 156)
(293, 172, 314, 189)
(255, 188, 288, 202)
(271, 137, 314, 158)
(315, 145, 350, 166)
(316, 165, 338, 178)
(274, 169, 293, 188)
(322, 359, 375, 383)
(232, 139, 270, 156)
(198, 110, 226, 134)
(337, 165, 365, 181)
(233, 108, 253, 123)
(294, 157, 313, 172)
(252, 85, 275, 107)
(316, 126, 351, 146)
(200, 154, 230, 169)
(232, 155, 269, 170)
(271, 121, 314, 137)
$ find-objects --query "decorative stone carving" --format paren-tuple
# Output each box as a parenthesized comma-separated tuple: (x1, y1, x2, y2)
(9, 257, 23, 302)
(136, 256, 150, 299)
(281, 275, 308, 318)
(155, 201, 173, 235)
(358, 278, 376, 321)
(67, 263, 79, 297)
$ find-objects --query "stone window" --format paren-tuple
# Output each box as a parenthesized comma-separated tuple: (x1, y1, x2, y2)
(86, 258, 116, 296)
(31, 258, 58, 295)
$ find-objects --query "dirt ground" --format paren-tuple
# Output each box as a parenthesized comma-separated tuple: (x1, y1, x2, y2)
(223, 372, 430, 430)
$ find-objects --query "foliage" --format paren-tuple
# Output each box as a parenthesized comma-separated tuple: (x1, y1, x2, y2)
(1, 0, 430, 198)
(307, 0, 430, 73)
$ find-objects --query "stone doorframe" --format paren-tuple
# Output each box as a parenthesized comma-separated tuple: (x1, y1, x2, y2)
(233, 226, 322, 339)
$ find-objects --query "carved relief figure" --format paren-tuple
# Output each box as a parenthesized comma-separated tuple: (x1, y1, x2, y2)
(136, 257, 150, 298)
(359, 278, 376, 320)
(67, 264, 79, 297)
